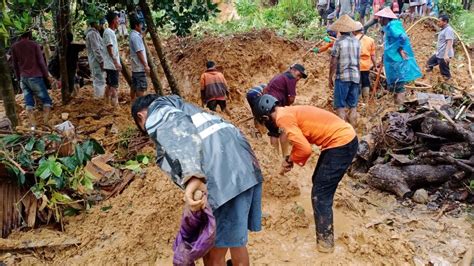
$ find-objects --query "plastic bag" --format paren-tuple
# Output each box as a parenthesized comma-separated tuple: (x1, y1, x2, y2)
(173, 206, 216, 266)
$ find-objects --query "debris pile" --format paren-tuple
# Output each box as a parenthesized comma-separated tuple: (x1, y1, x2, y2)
(350, 91, 474, 205)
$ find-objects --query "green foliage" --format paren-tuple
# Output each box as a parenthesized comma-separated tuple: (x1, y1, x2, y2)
(451, 11, 474, 44)
(438, 0, 464, 17)
(191, 0, 324, 41)
(153, 0, 219, 36)
(0, 133, 104, 222)
(235, 0, 260, 17)
(82, 0, 108, 22)
(123, 154, 150, 173)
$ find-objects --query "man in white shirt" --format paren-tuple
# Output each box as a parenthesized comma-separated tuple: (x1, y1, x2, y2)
(129, 15, 150, 100)
(103, 11, 122, 106)
(118, 10, 128, 40)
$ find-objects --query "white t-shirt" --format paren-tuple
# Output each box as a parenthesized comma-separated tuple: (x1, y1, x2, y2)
(130, 30, 147, 72)
(103, 28, 121, 70)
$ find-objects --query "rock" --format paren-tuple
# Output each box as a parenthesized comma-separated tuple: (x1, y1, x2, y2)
(412, 189, 429, 204)
(61, 112, 69, 120)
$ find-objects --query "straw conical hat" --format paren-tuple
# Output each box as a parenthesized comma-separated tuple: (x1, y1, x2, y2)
(328, 15, 360, 33)
(375, 7, 398, 19)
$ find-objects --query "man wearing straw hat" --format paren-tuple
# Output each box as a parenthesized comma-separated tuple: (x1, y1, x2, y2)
(375, 7, 422, 105)
(328, 15, 361, 126)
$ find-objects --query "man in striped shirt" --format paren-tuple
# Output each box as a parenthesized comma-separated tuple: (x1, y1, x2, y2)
(200, 61, 231, 116)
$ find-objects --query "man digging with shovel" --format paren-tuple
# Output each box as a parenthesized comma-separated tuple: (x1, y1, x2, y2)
(255, 94, 358, 253)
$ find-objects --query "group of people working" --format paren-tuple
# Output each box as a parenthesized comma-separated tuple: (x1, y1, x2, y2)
(133, 9, 456, 266)
(317, 0, 439, 28)
(7, 4, 457, 264)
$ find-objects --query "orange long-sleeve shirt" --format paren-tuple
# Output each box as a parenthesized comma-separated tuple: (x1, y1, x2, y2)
(275, 106, 356, 166)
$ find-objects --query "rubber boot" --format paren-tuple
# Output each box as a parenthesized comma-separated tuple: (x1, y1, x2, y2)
(26, 110, 36, 130)
(362, 86, 370, 101)
(317, 234, 335, 253)
(43, 106, 51, 127)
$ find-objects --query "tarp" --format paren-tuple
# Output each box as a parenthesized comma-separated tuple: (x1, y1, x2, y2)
(173, 206, 216, 266)
(383, 20, 422, 85)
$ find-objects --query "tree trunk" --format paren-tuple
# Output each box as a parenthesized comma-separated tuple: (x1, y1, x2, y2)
(119, 57, 132, 88)
(57, 0, 70, 104)
(144, 40, 163, 95)
(367, 164, 458, 198)
(139, 0, 181, 96)
(420, 117, 464, 140)
(0, 41, 19, 127)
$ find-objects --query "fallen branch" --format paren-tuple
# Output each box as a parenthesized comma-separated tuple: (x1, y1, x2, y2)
(419, 150, 474, 173)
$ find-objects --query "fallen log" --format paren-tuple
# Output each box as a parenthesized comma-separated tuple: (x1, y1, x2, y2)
(368, 164, 459, 198)
(420, 117, 463, 140)
(357, 133, 377, 161)
(419, 151, 474, 173)
(440, 142, 472, 159)
(368, 164, 411, 198)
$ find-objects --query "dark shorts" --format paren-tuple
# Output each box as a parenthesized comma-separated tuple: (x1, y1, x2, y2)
(213, 183, 262, 248)
(132, 71, 148, 91)
(360, 71, 371, 88)
(105, 69, 119, 87)
(387, 82, 406, 93)
(206, 100, 226, 111)
(334, 80, 360, 109)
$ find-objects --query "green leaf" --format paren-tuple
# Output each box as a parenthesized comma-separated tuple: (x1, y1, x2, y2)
(101, 205, 112, 212)
(59, 156, 79, 171)
(25, 137, 36, 151)
(30, 183, 45, 199)
(51, 161, 63, 177)
(47, 134, 61, 142)
(1, 134, 21, 146)
(75, 145, 85, 165)
(63, 207, 80, 216)
(35, 139, 46, 153)
(35, 160, 52, 180)
(82, 176, 93, 191)
(142, 156, 149, 165)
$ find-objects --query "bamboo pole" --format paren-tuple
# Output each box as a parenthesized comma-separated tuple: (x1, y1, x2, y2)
(407, 16, 473, 83)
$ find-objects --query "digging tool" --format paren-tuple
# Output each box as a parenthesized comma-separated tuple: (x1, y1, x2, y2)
(369, 59, 384, 104)
(302, 37, 336, 58)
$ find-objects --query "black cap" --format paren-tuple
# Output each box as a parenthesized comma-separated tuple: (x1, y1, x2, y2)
(291, 63, 307, 79)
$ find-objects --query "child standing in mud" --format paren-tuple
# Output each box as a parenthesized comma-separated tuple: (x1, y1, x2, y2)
(254, 94, 358, 253)
(131, 94, 263, 265)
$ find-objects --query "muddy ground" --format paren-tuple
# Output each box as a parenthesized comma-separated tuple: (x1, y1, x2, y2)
(1, 21, 474, 265)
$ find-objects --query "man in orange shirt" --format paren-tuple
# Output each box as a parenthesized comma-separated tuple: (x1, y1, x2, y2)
(353, 22, 376, 100)
(200, 60, 231, 116)
(255, 95, 358, 253)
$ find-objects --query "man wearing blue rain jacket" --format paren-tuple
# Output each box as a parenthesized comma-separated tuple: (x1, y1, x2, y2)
(131, 94, 263, 265)
(376, 7, 422, 105)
